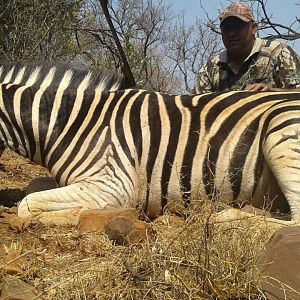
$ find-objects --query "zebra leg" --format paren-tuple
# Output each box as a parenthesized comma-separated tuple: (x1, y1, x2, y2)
(213, 207, 293, 226)
(263, 129, 300, 224)
(17, 181, 136, 225)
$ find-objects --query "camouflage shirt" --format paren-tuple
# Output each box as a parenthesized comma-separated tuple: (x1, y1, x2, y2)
(196, 38, 300, 93)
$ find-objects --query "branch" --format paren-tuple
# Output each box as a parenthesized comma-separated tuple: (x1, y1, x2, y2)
(256, 0, 282, 37)
(253, 0, 300, 42)
(99, 0, 136, 87)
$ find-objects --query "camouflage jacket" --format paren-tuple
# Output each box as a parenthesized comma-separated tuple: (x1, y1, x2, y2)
(196, 38, 300, 93)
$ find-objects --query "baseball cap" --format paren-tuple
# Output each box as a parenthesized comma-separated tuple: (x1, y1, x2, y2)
(219, 2, 254, 23)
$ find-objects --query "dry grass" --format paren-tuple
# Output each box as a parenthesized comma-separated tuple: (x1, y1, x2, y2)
(0, 149, 280, 299)
(0, 208, 278, 299)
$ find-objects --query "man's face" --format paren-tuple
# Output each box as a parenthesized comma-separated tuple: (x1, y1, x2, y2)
(220, 17, 257, 56)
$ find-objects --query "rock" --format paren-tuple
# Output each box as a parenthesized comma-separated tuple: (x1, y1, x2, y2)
(257, 226, 300, 299)
(78, 208, 139, 233)
(26, 176, 58, 195)
(0, 275, 41, 299)
(105, 217, 151, 245)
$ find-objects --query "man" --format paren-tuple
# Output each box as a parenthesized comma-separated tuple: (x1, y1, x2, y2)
(195, 2, 300, 93)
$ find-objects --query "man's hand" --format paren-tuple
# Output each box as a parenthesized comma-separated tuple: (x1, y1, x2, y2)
(244, 83, 274, 92)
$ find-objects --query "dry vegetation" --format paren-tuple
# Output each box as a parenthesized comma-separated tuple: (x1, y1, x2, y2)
(0, 149, 281, 299)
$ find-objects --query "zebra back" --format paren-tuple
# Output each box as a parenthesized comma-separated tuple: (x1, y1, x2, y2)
(0, 62, 125, 92)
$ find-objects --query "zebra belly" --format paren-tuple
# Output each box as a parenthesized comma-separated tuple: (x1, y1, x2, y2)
(251, 162, 290, 214)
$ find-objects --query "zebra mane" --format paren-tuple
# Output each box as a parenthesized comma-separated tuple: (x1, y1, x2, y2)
(0, 62, 126, 92)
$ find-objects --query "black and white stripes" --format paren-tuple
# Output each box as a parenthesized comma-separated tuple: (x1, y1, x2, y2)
(0, 62, 300, 224)
(0, 62, 124, 91)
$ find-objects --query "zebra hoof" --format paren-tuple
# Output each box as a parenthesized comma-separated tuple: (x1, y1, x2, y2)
(105, 217, 151, 245)
(26, 177, 58, 195)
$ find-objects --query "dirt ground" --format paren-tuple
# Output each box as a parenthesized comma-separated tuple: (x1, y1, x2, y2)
(0, 149, 50, 258)
(0, 149, 50, 205)
(0, 148, 50, 226)
(0, 149, 280, 299)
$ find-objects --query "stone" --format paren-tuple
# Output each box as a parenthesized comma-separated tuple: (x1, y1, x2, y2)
(105, 216, 151, 245)
(78, 208, 139, 233)
(0, 275, 41, 299)
(257, 226, 300, 299)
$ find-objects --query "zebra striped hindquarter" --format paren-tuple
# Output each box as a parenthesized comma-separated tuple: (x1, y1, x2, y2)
(0, 63, 300, 224)
(139, 90, 300, 219)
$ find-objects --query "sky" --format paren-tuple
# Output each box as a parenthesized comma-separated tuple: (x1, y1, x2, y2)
(170, 0, 300, 54)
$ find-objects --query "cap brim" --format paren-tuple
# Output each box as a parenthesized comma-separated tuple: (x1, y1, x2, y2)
(220, 15, 252, 23)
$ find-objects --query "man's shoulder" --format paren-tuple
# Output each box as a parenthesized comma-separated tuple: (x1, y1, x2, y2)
(259, 38, 300, 63)
(260, 38, 288, 53)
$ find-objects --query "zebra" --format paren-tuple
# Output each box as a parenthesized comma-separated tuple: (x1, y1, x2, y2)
(0, 62, 300, 225)
(0, 62, 125, 91)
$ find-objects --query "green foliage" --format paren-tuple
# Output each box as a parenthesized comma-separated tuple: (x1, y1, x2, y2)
(0, 0, 83, 61)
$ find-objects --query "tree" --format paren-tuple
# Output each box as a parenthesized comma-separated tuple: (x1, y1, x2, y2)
(76, 0, 180, 91)
(0, 0, 225, 93)
(0, 0, 83, 61)
(74, 0, 222, 93)
(201, 0, 300, 44)
(166, 14, 221, 93)
(252, 0, 300, 42)
(1, 0, 298, 93)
